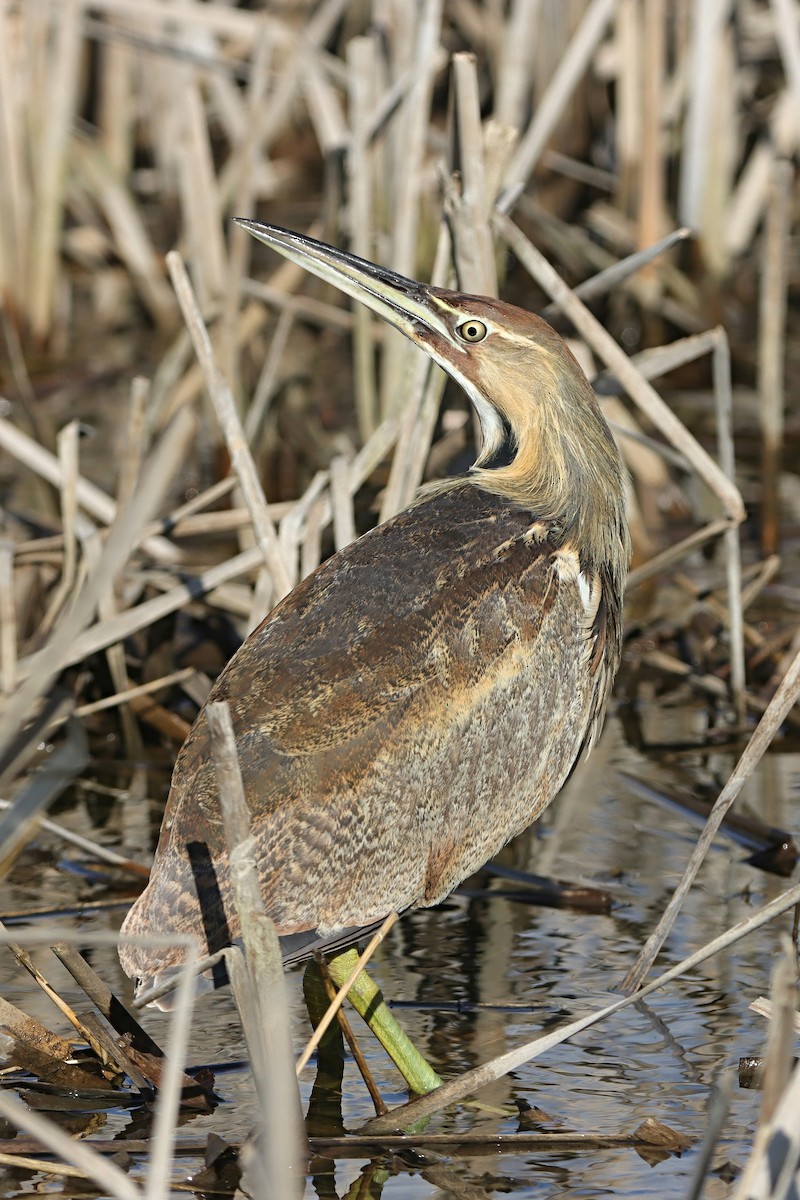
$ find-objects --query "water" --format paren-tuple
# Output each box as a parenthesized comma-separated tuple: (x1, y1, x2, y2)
(0, 707, 797, 1199)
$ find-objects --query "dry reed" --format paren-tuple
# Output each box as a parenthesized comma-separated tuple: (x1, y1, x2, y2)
(0, 3, 798, 1197)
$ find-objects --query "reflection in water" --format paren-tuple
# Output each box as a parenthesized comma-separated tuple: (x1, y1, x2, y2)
(0, 711, 795, 1198)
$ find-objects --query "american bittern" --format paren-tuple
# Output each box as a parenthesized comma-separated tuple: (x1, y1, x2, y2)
(120, 225, 630, 1059)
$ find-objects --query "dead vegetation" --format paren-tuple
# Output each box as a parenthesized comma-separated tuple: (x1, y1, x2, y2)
(0, 1, 799, 1197)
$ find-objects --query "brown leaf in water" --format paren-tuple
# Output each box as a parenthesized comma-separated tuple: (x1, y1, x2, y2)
(633, 1116, 692, 1164)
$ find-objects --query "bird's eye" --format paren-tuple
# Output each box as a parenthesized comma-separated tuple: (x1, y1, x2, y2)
(456, 319, 487, 343)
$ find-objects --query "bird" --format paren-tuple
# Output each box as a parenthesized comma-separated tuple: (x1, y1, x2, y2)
(119, 222, 630, 1014)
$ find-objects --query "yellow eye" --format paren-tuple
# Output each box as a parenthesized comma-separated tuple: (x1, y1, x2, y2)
(456, 319, 487, 343)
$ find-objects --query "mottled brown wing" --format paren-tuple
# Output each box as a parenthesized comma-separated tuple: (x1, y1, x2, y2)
(220, 492, 550, 749)
(164, 483, 559, 817)
(120, 483, 583, 983)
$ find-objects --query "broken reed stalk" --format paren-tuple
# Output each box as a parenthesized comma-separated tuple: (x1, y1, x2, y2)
(303, 1128, 688, 1152)
(72, 137, 177, 329)
(143, 949, 197, 1200)
(0, 927, 201, 1195)
(499, 0, 618, 209)
(0, 1152, 95, 1185)
(0, 417, 179, 565)
(724, 88, 796, 259)
(0, 13, 26, 303)
(0, 407, 193, 759)
(757, 938, 798, 1125)
(166, 250, 293, 599)
(621, 636, 800, 994)
(637, 0, 665, 273)
(758, 157, 792, 557)
(0, 541, 15, 694)
(205, 699, 305, 1198)
(733, 937, 800, 1200)
(493, 0, 537, 129)
(329, 455, 356, 551)
(772, 0, 800, 127)
(35, 419, 79, 641)
(221, 15, 269, 400)
(116, 376, 150, 513)
(28, 0, 83, 340)
(98, 541, 143, 764)
(378, 0, 442, 420)
(678, 0, 726, 237)
(684, 1071, 735, 1200)
(346, 34, 379, 440)
(0, 1089, 141, 1200)
(243, 307, 294, 445)
(493, 211, 746, 525)
(711, 329, 746, 723)
(447, 52, 497, 296)
(539, 227, 691, 321)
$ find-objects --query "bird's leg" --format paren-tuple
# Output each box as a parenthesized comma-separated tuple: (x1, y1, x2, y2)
(325, 949, 443, 1097)
(302, 960, 346, 1071)
(314, 955, 388, 1117)
(302, 961, 346, 1137)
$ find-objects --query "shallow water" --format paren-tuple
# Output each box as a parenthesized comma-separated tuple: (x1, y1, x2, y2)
(0, 706, 797, 1199)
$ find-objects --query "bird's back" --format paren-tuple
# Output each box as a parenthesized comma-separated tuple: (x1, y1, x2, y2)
(120, 479, 622, 987)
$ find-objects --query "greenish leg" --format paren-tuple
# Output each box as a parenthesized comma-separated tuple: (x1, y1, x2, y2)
(303, 960, 346, 1137)
(303, 959, 345, 1068)
(325, 948, 443, 1096)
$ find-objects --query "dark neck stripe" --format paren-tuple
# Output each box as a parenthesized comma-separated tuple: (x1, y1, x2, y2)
(479, 412, 516, 470)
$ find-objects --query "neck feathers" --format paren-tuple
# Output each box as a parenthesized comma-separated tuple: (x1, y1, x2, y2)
(468, 338, 630, 586)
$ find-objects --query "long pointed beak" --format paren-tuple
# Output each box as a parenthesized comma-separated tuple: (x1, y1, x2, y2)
(235, 220, 449, 346)
(236, 220, 510, 466)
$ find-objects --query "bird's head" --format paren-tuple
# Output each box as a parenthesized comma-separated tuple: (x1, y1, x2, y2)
(237, 221, 628, 577)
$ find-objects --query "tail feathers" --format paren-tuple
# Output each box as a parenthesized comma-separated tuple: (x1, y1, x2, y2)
(132, 918, 391, 1009)
(278, 919, 388, 967)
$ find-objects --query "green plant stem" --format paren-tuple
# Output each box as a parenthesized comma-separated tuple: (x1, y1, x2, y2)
(325, 949, 442, 1096)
